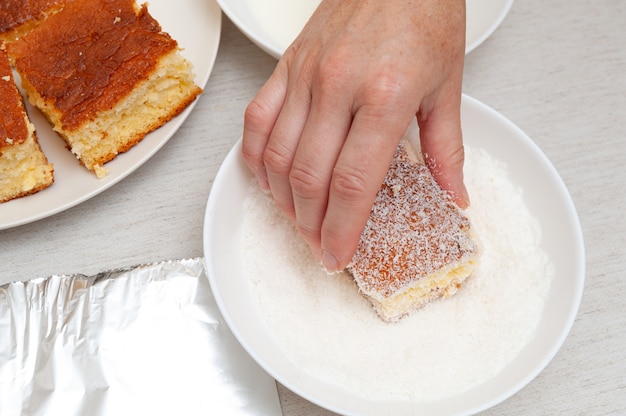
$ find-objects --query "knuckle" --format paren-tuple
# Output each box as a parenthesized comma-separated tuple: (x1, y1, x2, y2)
(289, 164, 325, 199)
(262, 143, 292, 175)
(244, 99, 271, 131)
(316, 51, 354, 90)
(448, 143, 466, 168)
(367, 72, 406, 105)
(318, 57, 350, 84)
(331, 165, 370, 201)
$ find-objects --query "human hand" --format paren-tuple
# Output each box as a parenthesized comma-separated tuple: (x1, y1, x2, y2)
(242, 0, 468, 272)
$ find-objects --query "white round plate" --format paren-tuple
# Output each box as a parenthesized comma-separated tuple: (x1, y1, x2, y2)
(203, 94, 585, 415)
(217, 0, 514, 59)
(0, 0, 222, 230)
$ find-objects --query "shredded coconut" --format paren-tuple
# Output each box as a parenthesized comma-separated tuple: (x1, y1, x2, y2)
(242, 146, 553, 402)
(348, 141, 476, 302)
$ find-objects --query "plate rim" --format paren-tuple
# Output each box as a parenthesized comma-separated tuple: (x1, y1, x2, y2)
(0, 0, 223, 230)
(216, 0, 515, 59)
(466, 0, 515, 54)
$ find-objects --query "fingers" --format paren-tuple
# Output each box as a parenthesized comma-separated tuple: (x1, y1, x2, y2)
(320, 105, 411, 271)
(263, 68, 314, 219)
(243, 55, 315, 221)
(289, 91, 351, 258)
(418, 91, 469, 209)
(242, 63, 289, 191)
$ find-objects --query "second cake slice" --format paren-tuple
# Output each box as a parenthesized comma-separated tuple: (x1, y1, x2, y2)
(0, 47, 54, 202)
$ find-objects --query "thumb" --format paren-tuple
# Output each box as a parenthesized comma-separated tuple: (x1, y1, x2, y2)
(418, 98, 469, 209)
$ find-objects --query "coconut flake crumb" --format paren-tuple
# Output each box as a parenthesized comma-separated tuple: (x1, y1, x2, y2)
(242, 145, 553, 402)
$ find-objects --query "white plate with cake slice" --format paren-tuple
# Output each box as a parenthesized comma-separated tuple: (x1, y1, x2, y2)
(217, 0, 514, 59)
(203, 94, 585, 415)
(0, 0, 222, 230)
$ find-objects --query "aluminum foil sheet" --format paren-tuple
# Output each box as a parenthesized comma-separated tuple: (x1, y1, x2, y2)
(0, 258, 282, 416)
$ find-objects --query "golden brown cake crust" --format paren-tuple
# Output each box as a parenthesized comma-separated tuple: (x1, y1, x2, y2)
(0, 0, 62, 32)
(0, 48, 28, 148)
(0, 48, 54, 202)
(0, 0, 65, 41)
(348, 141, 476, 300)
(8, 0, 179, 131)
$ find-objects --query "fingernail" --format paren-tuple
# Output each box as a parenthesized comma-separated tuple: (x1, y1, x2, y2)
(321, 250, 339, 273)
(458, 185, 471, 209)
(447, 183, 470, 209)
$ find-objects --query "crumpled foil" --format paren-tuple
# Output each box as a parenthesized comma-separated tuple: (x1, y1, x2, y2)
(0, 258, 282, 416)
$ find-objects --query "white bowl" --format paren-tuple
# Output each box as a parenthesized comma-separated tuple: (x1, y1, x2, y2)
(203, 94, 585, 415)
(217, 0, 514, 59)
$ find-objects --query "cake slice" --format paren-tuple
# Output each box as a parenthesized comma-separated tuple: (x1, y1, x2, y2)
(347, 140, 478, 322)
(7, 0, 202, 178)
(0, 0, 66, 43)
(0, 47, 53, 203)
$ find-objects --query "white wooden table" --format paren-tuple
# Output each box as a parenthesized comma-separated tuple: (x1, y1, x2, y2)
(1, 0, 625, 414)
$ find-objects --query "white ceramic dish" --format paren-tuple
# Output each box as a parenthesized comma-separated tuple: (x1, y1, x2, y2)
(203, 94, 585, 415)
(0, 0, 222, 230)
(217, 0, 514, 59)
